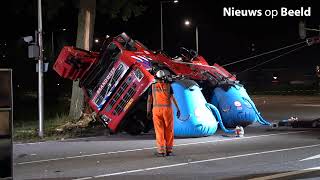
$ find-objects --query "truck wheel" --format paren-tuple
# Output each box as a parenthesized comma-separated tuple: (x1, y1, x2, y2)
(124, 119, 145, 135)
(143, 119, 153, 133)
(312, 120, 319, 128)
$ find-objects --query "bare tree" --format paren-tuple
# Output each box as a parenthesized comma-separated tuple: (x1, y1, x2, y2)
(69, 0, 96, 119)
(69, 0, 147, 120)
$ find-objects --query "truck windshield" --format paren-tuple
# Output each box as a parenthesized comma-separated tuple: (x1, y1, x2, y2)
(80, 42, 121, 98)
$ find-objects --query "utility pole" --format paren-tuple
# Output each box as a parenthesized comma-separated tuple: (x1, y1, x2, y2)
(195, 26, 199, 53)
(38, 0, 44, 137)
(184, 20, 199, 52)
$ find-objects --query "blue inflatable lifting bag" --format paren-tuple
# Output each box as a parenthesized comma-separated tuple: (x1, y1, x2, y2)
(211, 84, 259, 128)
(171, 80, 218, 137)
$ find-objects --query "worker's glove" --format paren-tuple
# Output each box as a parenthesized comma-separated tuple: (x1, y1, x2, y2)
(176, 110, 181, 118)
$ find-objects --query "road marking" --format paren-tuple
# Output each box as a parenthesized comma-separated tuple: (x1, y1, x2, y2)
(300, 154, 320, 161)
(15, 136, 102, 146)
(293, 104, 320, 107)
(174, 131, 308, 147)
(73, 144, 320, 180)
(248, 166, 320, 180)
(15, 142, 46, 146)
(94, 163, 188, 178)
(16, 147, 155, 165)
(16, 131, 309, 165)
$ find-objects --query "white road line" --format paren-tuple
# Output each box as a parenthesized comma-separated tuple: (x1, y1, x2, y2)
(16, 147, 155, 165)
(15, 142, 46, 146)
(15, 136, 100, 146)
(300, 154, 320, 161)
(94, 163, 189, 178)
(293, 104, 320, 107)
(174, 131, 307, 147)
(249, 166, 320, 180)
(73, 177, 92, 180)
(16, 131, 309, 165)
(73, 143, 320, 180)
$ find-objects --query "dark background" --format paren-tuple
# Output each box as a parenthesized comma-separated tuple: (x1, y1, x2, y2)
(0, 70, 12, 178)
(0, 1, 317, 176)
(0, 0, 319, 94)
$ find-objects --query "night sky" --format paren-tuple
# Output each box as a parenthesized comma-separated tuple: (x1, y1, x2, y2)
(1, 0, 319, 92)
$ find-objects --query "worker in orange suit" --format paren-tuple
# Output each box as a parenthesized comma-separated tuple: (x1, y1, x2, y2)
(147, 70, 180, 157)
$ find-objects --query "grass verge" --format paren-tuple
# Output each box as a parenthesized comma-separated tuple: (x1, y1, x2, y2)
(13, 114, 107, 143)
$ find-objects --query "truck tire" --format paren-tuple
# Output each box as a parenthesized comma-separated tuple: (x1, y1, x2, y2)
(124, 119, 145, 135)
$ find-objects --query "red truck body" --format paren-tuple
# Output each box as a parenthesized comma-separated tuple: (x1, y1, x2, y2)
(53, 33, 237, 134)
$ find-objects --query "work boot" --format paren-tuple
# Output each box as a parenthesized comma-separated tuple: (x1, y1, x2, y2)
(166, 152, 175, 156)
(154, 152, 165, 157)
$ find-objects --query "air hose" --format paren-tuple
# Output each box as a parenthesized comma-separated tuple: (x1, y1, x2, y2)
(243, 97, 271, 126)
(206, 103, 235, 133)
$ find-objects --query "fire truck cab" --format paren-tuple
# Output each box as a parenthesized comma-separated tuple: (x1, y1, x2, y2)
(54, 33, 156, 134)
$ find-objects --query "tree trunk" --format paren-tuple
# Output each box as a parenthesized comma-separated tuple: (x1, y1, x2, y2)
(69, 0, 96, 119)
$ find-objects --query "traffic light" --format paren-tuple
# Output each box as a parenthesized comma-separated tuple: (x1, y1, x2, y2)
(23, 34, 40, 59)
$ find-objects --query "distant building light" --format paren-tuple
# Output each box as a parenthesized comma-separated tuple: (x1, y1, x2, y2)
(94, 39, 99, 43)
(2, 55, 6, 58)
(273, 76, 278, 80)
(17, 85, 20, 88)
(184, 20, 191, 26)
(57, 83, 60, 86)
(62, 28, 66, 31)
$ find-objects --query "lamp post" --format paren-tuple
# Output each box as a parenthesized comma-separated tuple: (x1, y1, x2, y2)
(38, 0, 44, 137)
(160, 0, 178, 50)
(184, 19, 199, 53)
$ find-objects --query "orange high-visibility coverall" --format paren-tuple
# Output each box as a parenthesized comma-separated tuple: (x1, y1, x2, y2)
(147, 81, 174, 154)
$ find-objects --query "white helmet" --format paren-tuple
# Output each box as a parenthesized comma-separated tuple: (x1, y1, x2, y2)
(156, 70, 166, 78)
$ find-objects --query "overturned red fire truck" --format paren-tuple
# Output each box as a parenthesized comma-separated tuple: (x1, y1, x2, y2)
(54, 32, 272, 135)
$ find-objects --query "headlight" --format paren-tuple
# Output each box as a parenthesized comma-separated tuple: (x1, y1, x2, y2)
(134, 68, 144, 81)
(100, 114, 111, 124)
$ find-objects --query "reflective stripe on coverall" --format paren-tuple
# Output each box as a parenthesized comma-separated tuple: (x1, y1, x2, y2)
(151, 82, 174, 154)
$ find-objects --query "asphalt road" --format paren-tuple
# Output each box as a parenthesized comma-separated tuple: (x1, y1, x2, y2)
(0, 138, 12, 178)
(13, 95, 320, 180)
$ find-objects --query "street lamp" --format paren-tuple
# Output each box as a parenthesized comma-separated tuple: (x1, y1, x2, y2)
(160, 0, 178, 50)
(23, 0, 44, 137)
(184, 20, 190, 26)
(184, 19, 199, 53)
(38, 0, 44, 137)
